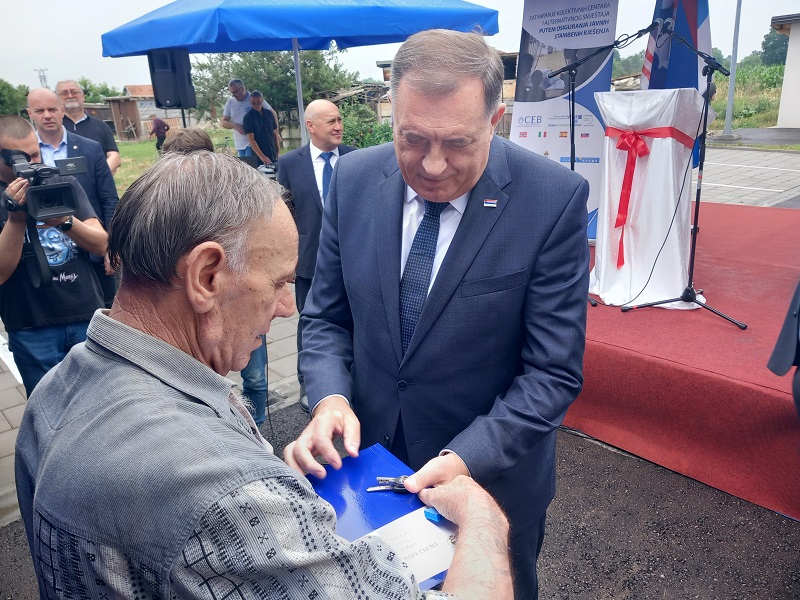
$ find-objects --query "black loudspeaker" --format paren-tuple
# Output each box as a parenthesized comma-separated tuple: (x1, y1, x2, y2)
(147, 48, 197, 109)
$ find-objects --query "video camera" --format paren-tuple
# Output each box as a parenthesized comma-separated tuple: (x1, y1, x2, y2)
(1, 149, 86, 220)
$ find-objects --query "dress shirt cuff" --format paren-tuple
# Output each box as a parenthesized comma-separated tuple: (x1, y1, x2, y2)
(311, 393, 351, 417)
(439, 449, 472, 477)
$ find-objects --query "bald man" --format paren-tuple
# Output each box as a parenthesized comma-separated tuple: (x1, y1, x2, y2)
(277, 100, 355, 410)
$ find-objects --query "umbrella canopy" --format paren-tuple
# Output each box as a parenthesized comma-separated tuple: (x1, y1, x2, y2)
(102, 0, 499, 58)
(101, 0, 499, 144)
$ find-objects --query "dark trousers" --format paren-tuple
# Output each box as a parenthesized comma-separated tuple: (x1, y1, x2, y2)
(155, 135, 166, 152)
(294, 275, 312, 388)
(510, 513, 546, 599)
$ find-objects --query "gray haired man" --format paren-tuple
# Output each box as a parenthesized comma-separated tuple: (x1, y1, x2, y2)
(15, 151, 512, 599)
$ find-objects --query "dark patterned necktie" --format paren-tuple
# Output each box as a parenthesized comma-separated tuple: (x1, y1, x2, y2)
(399, 199, 448, 355)
(320, 151, 334, 204)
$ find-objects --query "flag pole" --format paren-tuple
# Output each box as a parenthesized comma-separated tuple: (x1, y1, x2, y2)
(718, 0, 742, 141)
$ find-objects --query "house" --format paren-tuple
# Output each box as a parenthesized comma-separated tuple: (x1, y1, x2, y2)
(105, 84, 197, 140)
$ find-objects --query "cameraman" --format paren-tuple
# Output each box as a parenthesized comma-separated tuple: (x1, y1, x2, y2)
(0, 116, 107, 396)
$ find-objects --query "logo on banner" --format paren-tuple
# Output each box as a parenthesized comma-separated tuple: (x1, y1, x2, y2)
(520, 131, 528, 138)
(539, 131, 547, 138)
(559, 131, 568, 138)
(581, 133, 590, 138)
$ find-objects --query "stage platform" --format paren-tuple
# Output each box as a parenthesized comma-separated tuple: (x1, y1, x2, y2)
(571, 201, 800, 519)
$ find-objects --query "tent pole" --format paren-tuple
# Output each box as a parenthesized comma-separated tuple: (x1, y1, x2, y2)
(293, 38, 308, 146)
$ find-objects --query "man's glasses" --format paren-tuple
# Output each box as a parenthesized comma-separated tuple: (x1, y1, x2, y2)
(57, 89, 84, 97)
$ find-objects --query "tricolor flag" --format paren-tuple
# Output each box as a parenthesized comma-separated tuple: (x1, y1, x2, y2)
(641, 0, 712, 96)
(520, 131, 528, 138)
(483, 199, 497, 208)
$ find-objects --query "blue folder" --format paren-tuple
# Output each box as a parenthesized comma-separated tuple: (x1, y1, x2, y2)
(308, 443, 446, 589)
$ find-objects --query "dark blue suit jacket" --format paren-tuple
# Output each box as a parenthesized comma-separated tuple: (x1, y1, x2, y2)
(277, 143, 355, 280)
(768, 279, 800, 414)
(66, 131, 118, 229)
(300, 136, 590, 522)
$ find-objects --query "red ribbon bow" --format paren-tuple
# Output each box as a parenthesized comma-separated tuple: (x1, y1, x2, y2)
(605, 126, 695, 268)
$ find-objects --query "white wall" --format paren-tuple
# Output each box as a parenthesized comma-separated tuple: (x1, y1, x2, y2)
(777, 24, 800, 127)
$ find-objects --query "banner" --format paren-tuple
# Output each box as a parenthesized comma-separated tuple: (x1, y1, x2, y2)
(510, 0, 620, 240)
(641, 0, 712, 94)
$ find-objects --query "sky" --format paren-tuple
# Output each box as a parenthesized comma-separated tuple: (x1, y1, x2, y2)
(1, 0, 796, 92)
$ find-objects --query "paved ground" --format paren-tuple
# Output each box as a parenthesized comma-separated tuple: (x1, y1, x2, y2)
(1, 137, 799, 598)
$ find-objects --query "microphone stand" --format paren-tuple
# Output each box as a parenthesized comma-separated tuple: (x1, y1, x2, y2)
(620, 28, 746, 329)
(548, 23, 657, 308)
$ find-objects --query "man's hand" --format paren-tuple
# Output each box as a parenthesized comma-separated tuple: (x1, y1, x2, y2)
(104, 253, 115, 276)
(233, 123, 245, 135)
(283, 395, 361, 479)
(2, 178, 30, 223)
(404, 452, 470, 494)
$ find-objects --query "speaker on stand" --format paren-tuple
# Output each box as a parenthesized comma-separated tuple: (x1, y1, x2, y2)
(147, 48, 196, 126)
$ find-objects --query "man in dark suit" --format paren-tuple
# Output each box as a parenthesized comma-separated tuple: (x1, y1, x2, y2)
(284, 30, 590, 599)
(277, 99, 354, 411)
(768, 279, 800, 416)
(27, 88, 119, 307)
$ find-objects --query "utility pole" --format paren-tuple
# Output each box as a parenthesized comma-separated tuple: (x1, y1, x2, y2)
(33, 68, 48, 89)
(718, 0, 742, 141)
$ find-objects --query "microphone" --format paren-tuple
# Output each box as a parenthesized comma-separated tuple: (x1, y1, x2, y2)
(639, 19, 662, 36)
(659, 18, 675, 38)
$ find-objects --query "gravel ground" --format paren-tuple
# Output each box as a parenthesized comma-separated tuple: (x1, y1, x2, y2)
(1, 403, 797, 600)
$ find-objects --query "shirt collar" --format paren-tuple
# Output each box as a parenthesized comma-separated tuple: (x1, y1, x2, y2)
(404, 186, 469, 216)
(310, 141, 339, 161)
(86, 310, 237, 419)
(37, 127, 68, 150)
(67, 113, 88, 125)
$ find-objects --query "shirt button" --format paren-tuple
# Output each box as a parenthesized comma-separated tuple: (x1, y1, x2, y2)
(397, 380, 408, 391)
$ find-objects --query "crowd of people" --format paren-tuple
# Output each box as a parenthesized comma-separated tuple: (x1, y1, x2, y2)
(2, 27, 798, 600)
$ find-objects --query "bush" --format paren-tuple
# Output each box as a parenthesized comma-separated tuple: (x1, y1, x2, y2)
(340, 101, 393, 148)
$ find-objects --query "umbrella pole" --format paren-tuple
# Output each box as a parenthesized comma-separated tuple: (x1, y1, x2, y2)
(293, 38, 308, 146)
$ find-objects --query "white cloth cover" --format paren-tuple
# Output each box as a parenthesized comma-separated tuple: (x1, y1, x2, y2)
(589, 88, 706, 309)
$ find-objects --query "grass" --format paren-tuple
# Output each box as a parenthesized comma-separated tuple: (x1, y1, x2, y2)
(115, 139, 159, 197)
(707, 67, 784, 132)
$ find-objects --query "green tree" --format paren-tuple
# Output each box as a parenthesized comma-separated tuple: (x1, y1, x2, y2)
(192, 49, 358, 120)
(761, 28, 788, 65)
(738, 51, 763, 68)
(76, 78, 122, 103)
(339, 101, 392, 148)
(711, 47, 731, 71)
(612, 49, 645, 79)
(0, 79, 29, 116)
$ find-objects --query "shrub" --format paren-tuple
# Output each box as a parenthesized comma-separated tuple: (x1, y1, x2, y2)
(340, 101, 393, 148)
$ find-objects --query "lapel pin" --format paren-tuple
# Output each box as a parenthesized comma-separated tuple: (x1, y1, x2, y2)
(483, 199, 497, 208)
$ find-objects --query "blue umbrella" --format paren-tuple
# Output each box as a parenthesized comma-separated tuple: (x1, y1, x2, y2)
(101, 0, 499, 142)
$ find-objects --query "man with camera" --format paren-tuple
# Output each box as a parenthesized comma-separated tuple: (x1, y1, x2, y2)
(0, 115, 107, 396)
(27, 88, 119, 308)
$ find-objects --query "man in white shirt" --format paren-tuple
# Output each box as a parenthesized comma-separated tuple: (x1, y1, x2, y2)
(220, 79, 280, 158)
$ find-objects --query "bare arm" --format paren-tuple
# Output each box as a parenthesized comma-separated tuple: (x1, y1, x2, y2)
(420, 476, 513, 600)
(0, 179, 30, 284)
(221, 115, 245, 135)
(42, 216, 108, 257)
(106, 151, 121, 175)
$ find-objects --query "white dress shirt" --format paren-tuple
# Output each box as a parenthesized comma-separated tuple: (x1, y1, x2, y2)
(310, 142, 340, 205)
(400, 187, 469, 293)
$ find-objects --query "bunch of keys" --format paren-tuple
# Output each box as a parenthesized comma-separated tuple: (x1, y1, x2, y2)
(366, 475, 410, 494)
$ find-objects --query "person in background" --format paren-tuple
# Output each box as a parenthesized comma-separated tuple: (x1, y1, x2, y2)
(243, 90, 280, 167)
(220, 79, 281, 158)
(162, 128, 214, 154)
(0, 115, 107, 395)
(15, 150, 513, 599)
(27, 88, 119, 308)
(149, 114, 170, 154)
(768, 279, 800, 417)
(277, 99, 355, 412)
(57, 79, 121, 175)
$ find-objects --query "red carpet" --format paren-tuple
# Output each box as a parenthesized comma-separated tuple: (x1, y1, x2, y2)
(568, 202, 800, 519)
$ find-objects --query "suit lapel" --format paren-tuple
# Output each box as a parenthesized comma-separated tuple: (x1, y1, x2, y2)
(375, 159, 407, 365)
(66, 132, 80, 157)
(403, 137, 512, 361)
(298, 145, 323, 212)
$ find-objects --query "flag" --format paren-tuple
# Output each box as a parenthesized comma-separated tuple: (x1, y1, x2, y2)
(641, 0, 712, 96)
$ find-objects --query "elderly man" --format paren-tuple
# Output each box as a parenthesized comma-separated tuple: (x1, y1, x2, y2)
(0, 115, 107, 395)
(277, 99, 355, 411)
(287, 29, 590, 599)
(56, 79, 121, 174)
(243, 90, 280, 166)
(27, 88, 119, 307)
(15, 151, 512, 599)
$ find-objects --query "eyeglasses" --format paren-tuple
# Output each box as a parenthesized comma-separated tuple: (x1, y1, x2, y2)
(57, 89, 84, 97)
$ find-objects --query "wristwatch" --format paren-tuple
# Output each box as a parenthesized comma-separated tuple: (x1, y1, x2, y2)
(58, 216, 74, 232)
